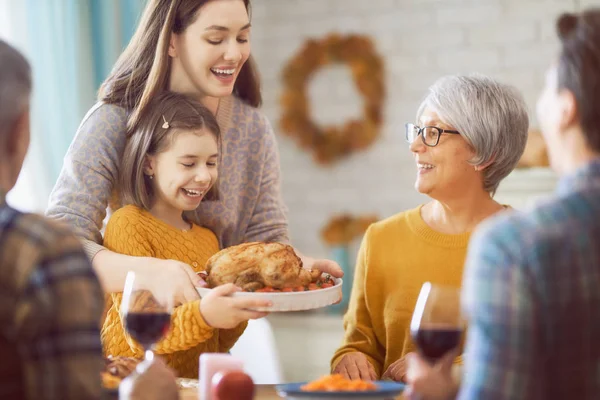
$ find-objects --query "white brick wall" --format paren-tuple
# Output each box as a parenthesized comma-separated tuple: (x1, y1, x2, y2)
(250, 0, 599, 259)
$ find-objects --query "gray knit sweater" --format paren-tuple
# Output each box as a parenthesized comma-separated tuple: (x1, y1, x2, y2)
(46, 95, 289, 259)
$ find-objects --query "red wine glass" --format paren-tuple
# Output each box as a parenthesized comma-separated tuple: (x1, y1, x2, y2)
(410, 282, 464, 363)
(120, 271, 173, 367)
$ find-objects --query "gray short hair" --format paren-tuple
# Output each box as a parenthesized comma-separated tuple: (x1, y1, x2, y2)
(0, 40, 31, 142)
(417, 74, 529, 194)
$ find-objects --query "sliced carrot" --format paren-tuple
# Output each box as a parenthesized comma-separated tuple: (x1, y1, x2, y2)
(301, 374, 377, 392)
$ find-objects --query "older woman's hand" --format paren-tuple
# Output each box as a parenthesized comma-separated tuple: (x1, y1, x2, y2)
(405, 351, 459, 400)
(298, 252, 344, 278)
(381, 353, 413, 382)
(332, 352, 378, 381)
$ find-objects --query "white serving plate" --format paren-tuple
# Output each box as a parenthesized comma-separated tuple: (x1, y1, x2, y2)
(196, 278, 342, 312)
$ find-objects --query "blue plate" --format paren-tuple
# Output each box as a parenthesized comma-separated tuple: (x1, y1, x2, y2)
(275, 381, 405, 399)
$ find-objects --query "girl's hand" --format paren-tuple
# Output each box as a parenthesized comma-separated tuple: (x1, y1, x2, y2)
(141, 258, 206, 306)
(200, 283, 271, 329)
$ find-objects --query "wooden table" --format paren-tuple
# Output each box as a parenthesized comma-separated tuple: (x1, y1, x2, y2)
(179, 384, 280, 399)
(179, 383, 406, 399)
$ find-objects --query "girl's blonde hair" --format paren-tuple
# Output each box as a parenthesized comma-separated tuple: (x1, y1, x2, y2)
(120, 91, 221, 210)
(99, 0, 259, 130)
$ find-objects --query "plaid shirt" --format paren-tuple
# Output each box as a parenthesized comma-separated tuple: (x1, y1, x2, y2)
(0, 196, 105, 400)
(459, 159, 600, 400)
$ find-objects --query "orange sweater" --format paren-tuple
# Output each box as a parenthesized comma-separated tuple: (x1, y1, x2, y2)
(331, 206, 469, 377)
(101, 205, 246, 378)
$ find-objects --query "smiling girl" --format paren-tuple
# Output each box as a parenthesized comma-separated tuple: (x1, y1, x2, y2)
(101, 92, 271, 378)
(46, 0, 342, 305)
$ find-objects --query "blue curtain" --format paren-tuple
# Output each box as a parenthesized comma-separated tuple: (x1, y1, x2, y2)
(24, 0, 145, 199)
(89, 0, 145, 89)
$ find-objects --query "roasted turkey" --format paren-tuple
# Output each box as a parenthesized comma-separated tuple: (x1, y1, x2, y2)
(205, 242, 321, 291)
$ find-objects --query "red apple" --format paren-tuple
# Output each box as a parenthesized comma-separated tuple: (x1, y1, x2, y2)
(211, 370, 254, 400)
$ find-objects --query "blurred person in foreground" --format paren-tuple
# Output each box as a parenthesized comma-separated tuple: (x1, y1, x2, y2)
(406, 9, 600, 400)
(0, 39, 178, 400)
(331, 74, 528, 382)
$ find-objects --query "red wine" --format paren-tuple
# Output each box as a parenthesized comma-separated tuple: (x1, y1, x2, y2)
(125, 312, 170, 347)
(411, 326, 462, 361)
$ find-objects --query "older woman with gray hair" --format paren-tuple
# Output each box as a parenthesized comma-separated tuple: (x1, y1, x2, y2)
(331, 74, 528, 382)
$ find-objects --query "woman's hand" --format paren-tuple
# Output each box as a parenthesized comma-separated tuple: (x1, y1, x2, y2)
(381, 353, 412, 382)
(200, 283, 271, 329)
(141, 258, 206, 306)
(92, 250, 205, 306)
(332, 352, 378, 381)
(298, 252, 344, 278)
(405, 351, 459, 400)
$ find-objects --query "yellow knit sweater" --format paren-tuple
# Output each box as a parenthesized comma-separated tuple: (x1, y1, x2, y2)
(101, 205, 247, 378)
(331, 205, 470, 377)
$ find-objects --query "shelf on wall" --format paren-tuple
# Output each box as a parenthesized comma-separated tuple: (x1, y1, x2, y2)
(495, 167, 558, 209)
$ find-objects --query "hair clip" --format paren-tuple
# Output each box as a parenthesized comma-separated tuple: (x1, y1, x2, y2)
(162, 115, 170, 129)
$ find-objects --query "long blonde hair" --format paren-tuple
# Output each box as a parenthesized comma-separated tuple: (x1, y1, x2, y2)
(99, 0, 259, 129)
(120, 91, 221, 210)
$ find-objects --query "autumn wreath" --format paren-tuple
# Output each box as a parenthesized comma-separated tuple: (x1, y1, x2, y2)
(280, 34, 385, 165)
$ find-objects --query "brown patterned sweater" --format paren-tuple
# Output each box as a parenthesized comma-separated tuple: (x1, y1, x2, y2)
(45, 95, 289, 259)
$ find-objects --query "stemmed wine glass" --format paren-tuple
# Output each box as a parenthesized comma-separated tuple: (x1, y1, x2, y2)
(410, 282, 464, 363)
(121, 271, 173, 367)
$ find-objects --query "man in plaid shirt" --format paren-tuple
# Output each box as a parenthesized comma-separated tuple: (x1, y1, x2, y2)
(0, 40, 178, 400)
(405, 9, 600, 400)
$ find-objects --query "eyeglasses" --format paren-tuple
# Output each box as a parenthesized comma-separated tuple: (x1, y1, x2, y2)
(405, 123, 460, 147)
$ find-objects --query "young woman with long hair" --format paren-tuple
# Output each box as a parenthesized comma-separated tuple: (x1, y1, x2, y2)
(46, 0, 342, 304)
